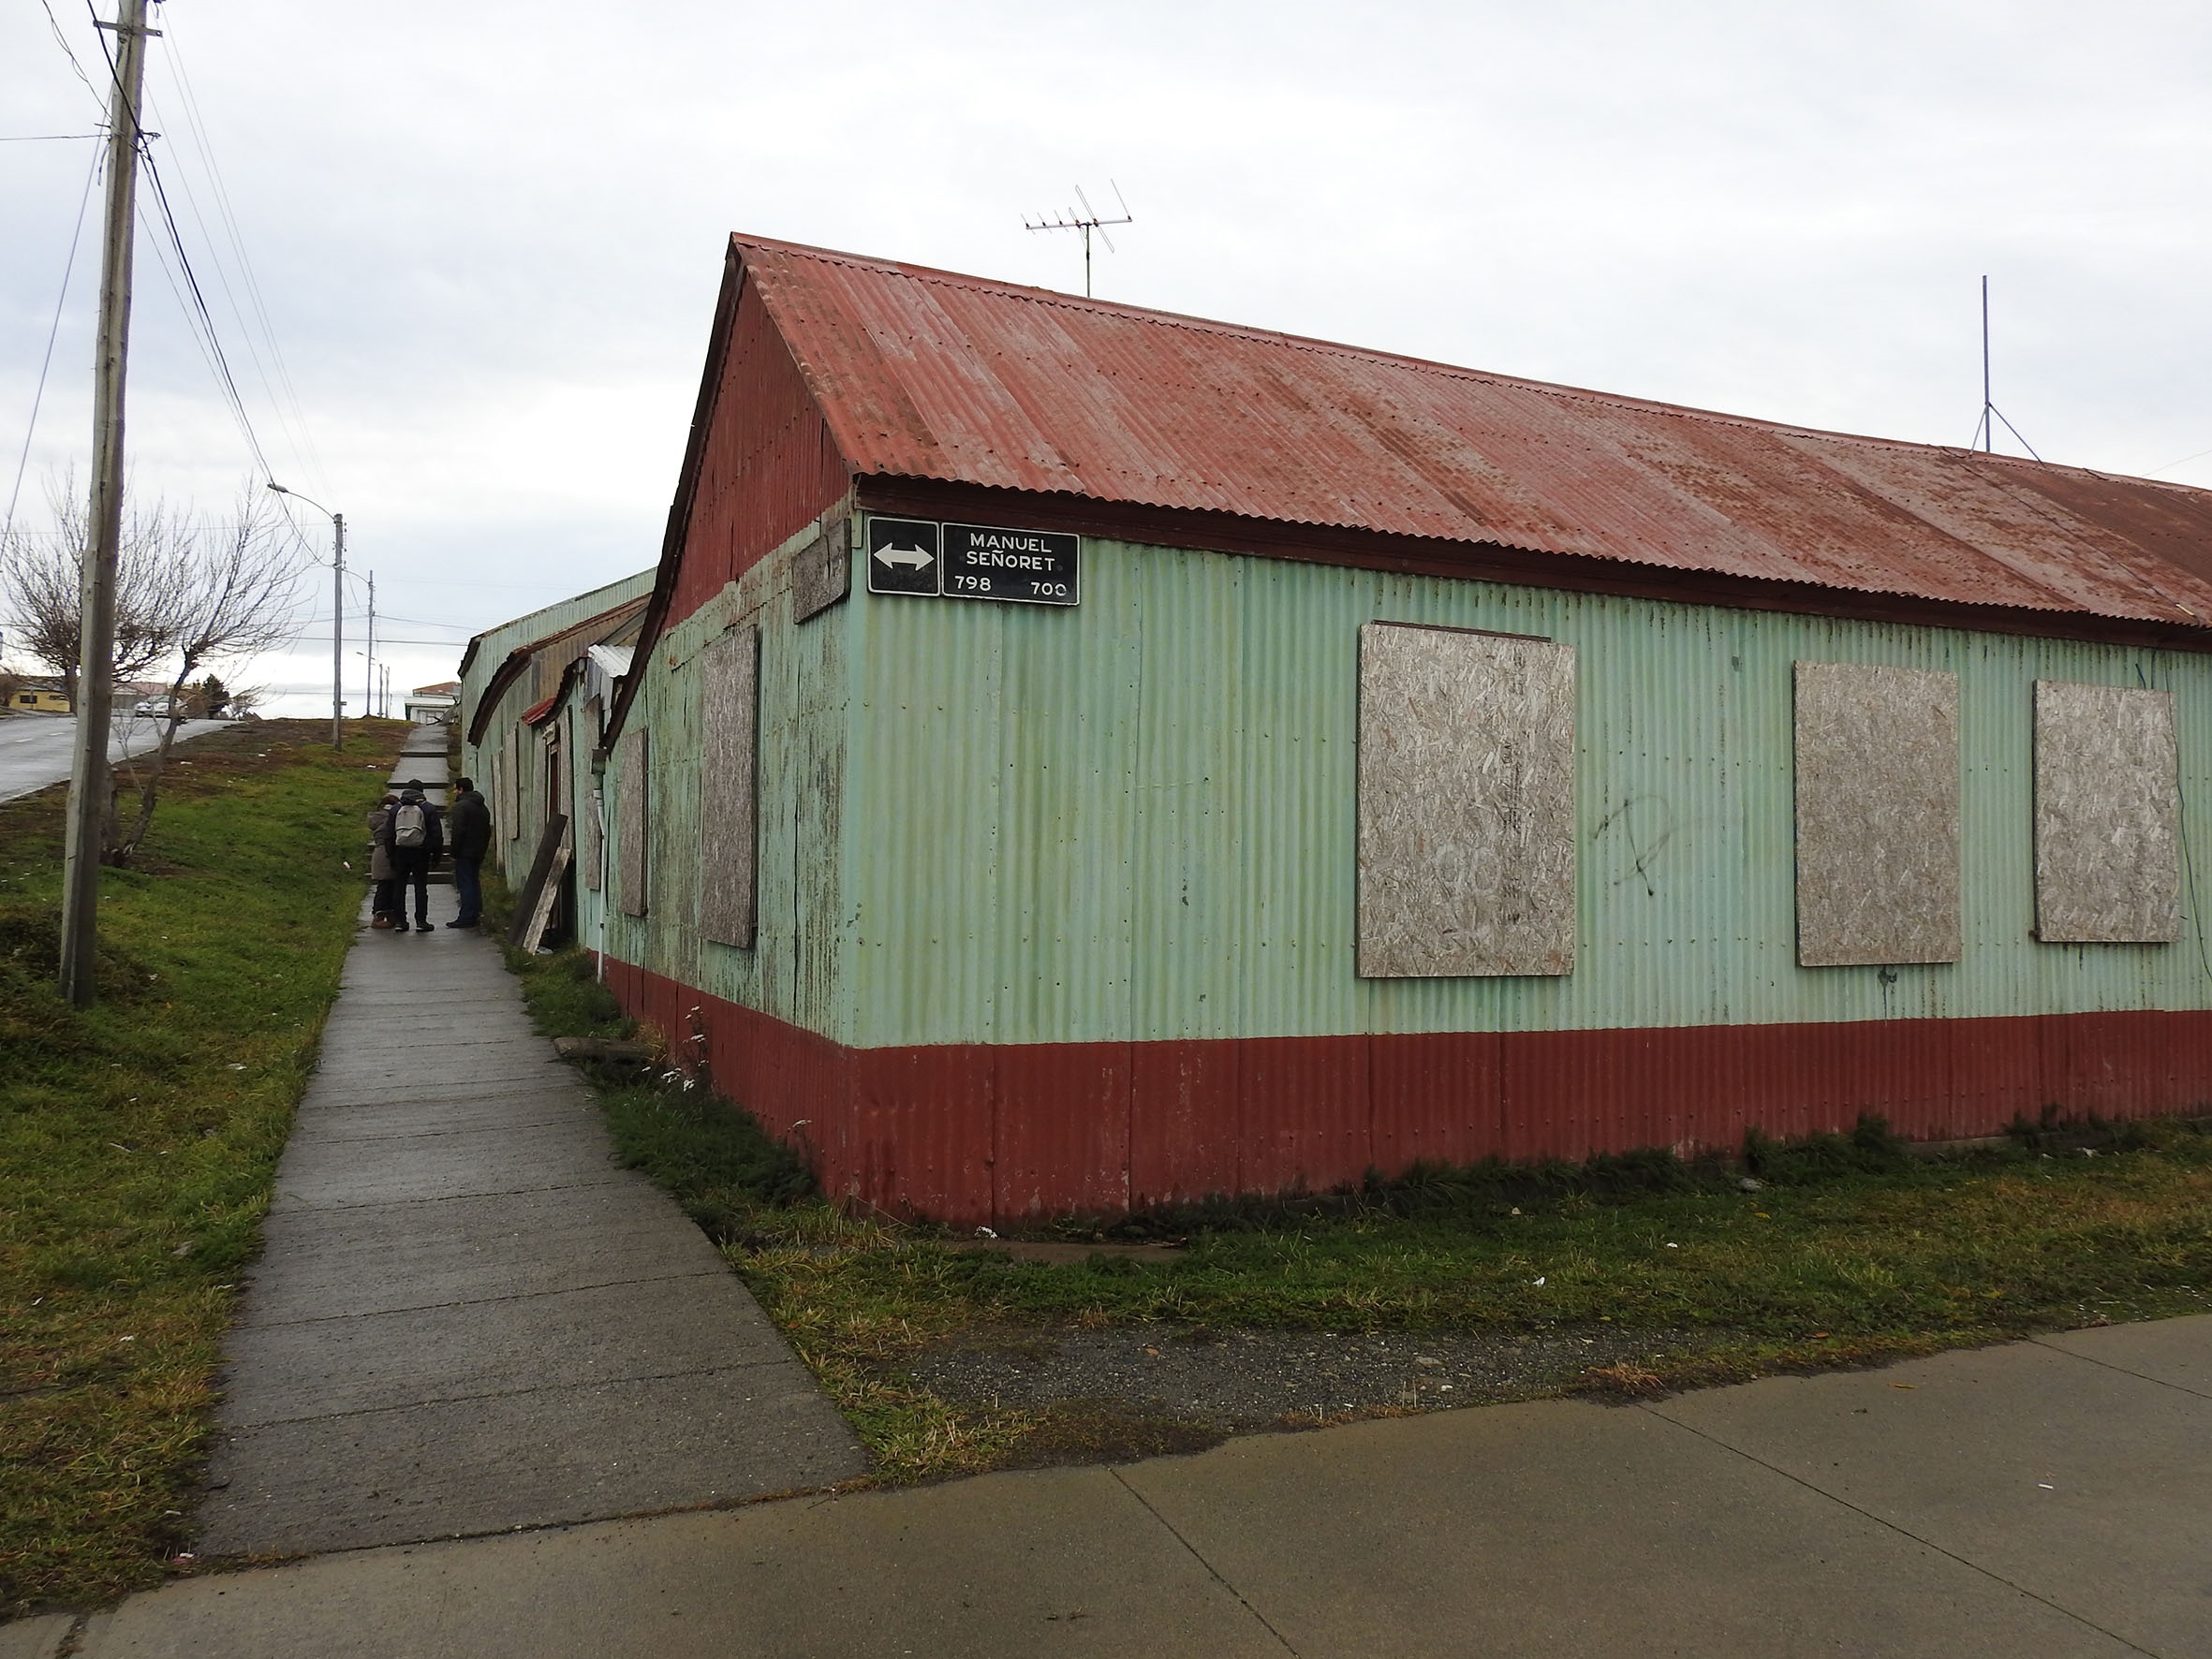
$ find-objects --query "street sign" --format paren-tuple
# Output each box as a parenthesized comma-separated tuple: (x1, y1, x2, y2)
(866, 517, 941, 596)
(941, 522, 1080, 606)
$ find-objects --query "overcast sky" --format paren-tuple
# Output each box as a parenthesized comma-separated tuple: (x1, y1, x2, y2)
(4, 0, 2209, 713)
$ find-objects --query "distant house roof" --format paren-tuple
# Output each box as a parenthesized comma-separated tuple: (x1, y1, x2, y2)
(729, 233, 2212, 634)
(465, 591, 652, 747)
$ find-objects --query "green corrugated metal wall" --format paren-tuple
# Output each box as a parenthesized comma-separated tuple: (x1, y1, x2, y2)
(597, 529, 850, 1037)
(827, 530, 2212, 1050)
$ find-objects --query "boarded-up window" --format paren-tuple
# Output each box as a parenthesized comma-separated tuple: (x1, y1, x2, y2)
(580, 697, 604, 893)
(506, 727, 524, 839)
(2034, 681, 2180, 943)
(1793, 661, 1960, 966)
(700, 624, 760, 947)
(1356, 622, 1577, 978)
(793, 514, 849, 623)
(582, 785, 603, 892)
(617, 727, 649, 918)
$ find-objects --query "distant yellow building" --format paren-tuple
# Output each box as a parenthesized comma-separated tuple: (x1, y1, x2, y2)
(9, 685, 71, 713)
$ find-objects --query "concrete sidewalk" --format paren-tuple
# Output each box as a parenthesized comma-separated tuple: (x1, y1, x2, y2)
(186, 727, 862, 1559)
(11, 1315, 2203, 1657)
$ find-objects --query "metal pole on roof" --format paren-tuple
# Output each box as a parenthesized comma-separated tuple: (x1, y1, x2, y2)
(59, 0, 155, 1006)
(1990, 276, 2008, 455)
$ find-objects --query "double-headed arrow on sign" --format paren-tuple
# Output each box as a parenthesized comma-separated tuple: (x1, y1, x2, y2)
(874, 543, 934, 570)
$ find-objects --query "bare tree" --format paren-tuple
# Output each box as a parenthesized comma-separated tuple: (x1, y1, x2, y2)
(0, 469, 195, 706)
(0, 470, 307, 862)
(108, 486, 305, 862)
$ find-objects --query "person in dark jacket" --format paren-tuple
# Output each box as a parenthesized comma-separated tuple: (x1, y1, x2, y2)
(380, 784, 444, 932)
(444, 776, 492, 929)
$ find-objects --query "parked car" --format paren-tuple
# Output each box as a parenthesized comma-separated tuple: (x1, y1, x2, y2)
(133, 697, 179, 718)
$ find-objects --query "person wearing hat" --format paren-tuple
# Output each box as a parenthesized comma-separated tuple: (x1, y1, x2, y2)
(379, 781, 445, 933)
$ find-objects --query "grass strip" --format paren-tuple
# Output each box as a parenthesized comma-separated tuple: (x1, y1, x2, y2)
(499, 943, 2212, 1486)
(1, 719, 409, 1619)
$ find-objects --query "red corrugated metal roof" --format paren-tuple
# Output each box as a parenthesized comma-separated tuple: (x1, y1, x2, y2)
(733, 233, 2212, 628)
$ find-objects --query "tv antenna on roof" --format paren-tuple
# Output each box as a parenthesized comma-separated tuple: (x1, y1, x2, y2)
(1970, 276, 2042, 462)
(1025, 183, 1133, 298)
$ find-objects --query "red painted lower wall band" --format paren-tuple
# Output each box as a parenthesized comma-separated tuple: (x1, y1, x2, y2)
(598, 959, 2212, 1226)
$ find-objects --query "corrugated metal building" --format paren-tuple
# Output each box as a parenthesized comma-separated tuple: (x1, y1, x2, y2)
(466, 234, 2212, 1224)
(459, 570, 655, 932)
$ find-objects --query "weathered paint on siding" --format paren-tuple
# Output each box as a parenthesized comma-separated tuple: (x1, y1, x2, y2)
(664, 277, 852, 631)
(837, 533, 2212, 1050)
(597, 518, 852, 1043)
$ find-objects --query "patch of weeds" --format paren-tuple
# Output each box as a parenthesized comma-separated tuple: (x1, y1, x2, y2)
(1744, 1113, 1919, 1184)
(2006, 1104, 2168, 1157)
(596, 1073, 818, 1238)
(502, 942, 632, 1043)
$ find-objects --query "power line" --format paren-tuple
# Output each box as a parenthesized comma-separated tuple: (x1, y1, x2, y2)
(4, 138, 101, 542)
(69, 0, 326, 565)
(155, 12, 328, 497)
(138, 148, 272, 478)
(36, 0, 103, 109)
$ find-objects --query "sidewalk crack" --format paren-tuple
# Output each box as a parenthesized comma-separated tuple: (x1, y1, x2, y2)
(1639, 1406, 2160, 1656)
(1108, 1467, 1302, 1655)
(2028, 1335, 2212, 1403)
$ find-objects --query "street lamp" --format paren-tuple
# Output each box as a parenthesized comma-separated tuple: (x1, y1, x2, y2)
(267, 482, 344, 749)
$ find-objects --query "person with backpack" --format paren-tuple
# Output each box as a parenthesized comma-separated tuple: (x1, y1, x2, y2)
(380, 783, 445, 933)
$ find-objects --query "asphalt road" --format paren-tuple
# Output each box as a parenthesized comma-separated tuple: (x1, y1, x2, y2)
(0, 713, 232, 803)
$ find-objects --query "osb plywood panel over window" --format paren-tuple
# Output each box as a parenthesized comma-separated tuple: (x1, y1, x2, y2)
(700, 624, 760, 947)
(2035, 681, 2181, 943)
(617, 728, 649, 918)
(793, 514, 849, 624)
(506, 727, 524, 839)
(581, 697, 604, 892)
(1356, 622, 1576, 978)
(1793, 661, 1960, 966)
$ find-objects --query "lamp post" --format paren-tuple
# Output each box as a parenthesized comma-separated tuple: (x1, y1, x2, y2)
(267, 482, 343, 748)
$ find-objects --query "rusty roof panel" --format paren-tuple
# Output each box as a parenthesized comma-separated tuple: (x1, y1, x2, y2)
(732, 235, 2212, 630)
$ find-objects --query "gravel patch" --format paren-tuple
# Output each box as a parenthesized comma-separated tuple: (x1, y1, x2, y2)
(902, 1327, 1699, 1429)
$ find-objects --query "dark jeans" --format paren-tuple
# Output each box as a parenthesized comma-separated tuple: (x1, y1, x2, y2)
(395, 847, 434, 924)
(372, 875, 399, 920)
(452, 854, 482, 925)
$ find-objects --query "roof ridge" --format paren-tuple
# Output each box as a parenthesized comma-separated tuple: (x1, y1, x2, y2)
(732, 233, 2190, 492)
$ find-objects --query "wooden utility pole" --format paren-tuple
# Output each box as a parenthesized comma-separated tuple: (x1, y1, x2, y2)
(60, 0, 155, 1006)
(331, 511, 344, 747)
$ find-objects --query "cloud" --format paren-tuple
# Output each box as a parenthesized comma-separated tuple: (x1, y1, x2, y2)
(5, 0, 2210, 712)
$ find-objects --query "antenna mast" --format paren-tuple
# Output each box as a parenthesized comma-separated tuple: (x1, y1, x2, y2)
(1025, 183, 1133, 297)
(1980, 276, 1992, 453)
(1969, 276, 2043, 463)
